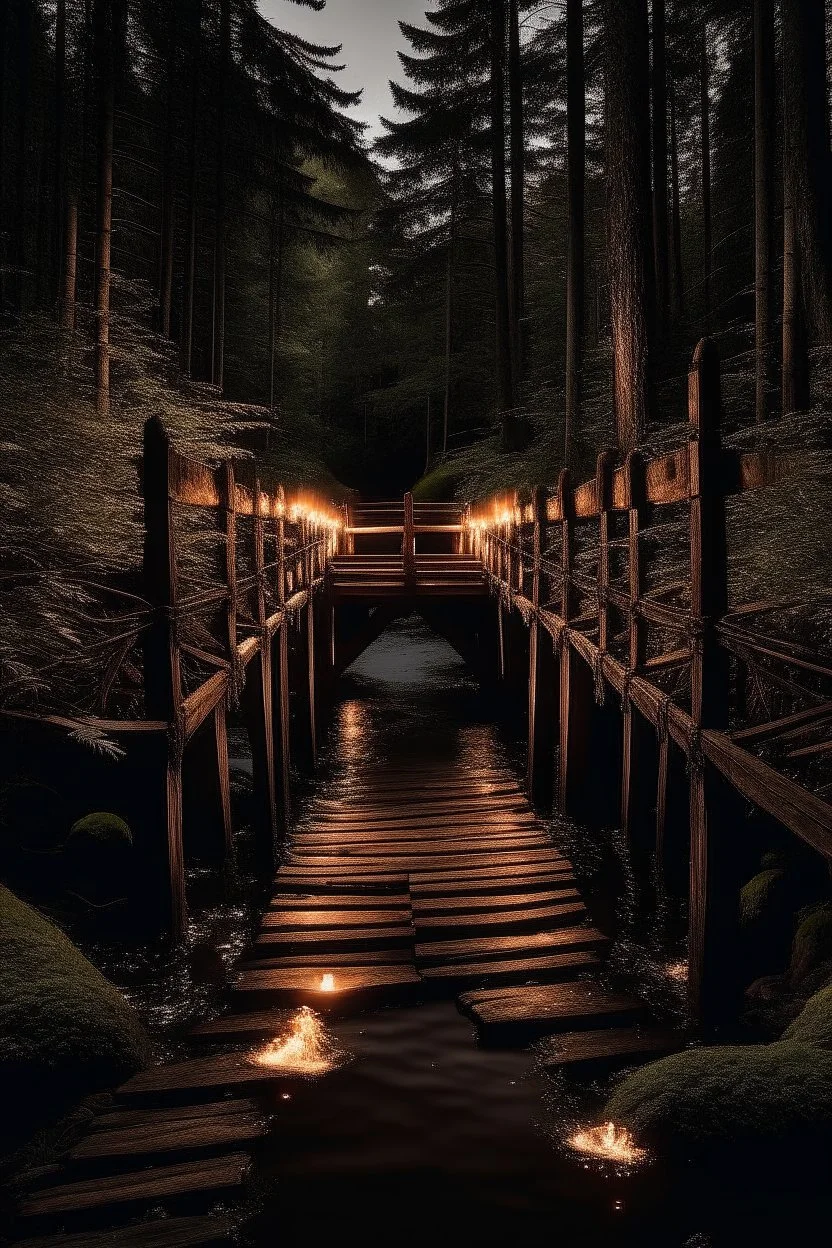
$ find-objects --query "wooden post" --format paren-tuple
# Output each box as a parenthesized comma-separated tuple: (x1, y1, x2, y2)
(306, 519, 318, 765)
(686, 339, 736, 1029)
(141, 415, 186, 939)
(275, 487, 291, 829)
(621, 451, 647, 841)
(526, 486, 552, 801)
(403, 491, 416, 591)
(243, 473, 278, 871)
(596, 451, 614, 653)
(557, 469, 590, 817)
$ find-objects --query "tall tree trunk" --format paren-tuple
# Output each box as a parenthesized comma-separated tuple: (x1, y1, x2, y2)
(700, 21, 712, 327)
(14, 4, 33, 314)
(508, 0, 524, 383)
(605, 0, 654, 453)
(268, 185, 284, 418)
(212, 0, 230, 391)
(61, 190, 78, 330)
(651, 0, 670, 335)
(443, 174, 456, 456)
(754, 0, 775, 424)
(158, 8, 176, 338)
(564, 0, 585, 468)
(0, 0, 7, 313)
(669, 75, 684, 316)
(782, 193, 810, 413)
(490, 0, 516, 445)
(781, 0, 832, 344)
(181, 0, 202, 375)
(94, 0, 116, 417)
(54, 0, 66, 311)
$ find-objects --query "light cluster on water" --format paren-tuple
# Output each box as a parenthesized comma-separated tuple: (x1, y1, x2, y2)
(251, 1006, 351, 1077)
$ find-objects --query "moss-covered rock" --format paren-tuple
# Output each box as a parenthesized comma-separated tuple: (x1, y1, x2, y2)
(740, 868, 786, 927)
(789, 904, 832, 987)
(784, 984, 832, 1050)
(68, 811, 133, 847)
(0, 885, 151, 1148)
(605, 1041, 832, 1153)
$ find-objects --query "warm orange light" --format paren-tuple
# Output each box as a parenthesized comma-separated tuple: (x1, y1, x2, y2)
(568, 1122, 648, 1167)
(319, 973, 336, 992)
(665, 960, 688, 983)
(250, 1006, 345, 1076)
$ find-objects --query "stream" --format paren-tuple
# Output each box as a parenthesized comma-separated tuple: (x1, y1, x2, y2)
(111, 618, 829, 1246)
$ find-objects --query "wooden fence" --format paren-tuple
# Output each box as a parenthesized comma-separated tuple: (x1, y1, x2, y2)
(465, 340, 832, 1026)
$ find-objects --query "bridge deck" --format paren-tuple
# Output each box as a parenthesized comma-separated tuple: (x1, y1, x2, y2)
(329, 554, 487, 598)
(222, 761, 636, 1034)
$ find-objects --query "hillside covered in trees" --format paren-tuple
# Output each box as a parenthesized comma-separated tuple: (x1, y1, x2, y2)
(2, 0, 832, 713)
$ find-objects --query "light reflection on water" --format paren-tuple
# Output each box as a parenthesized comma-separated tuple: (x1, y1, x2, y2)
(95, 616, 824, 1244)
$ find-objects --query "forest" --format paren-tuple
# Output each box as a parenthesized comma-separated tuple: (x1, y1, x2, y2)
(3, 3, 832, 1245)
(2, 0, 832, 718)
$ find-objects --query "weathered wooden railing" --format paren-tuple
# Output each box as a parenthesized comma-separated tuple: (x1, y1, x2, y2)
(465, 340, 832, 1027)
(139, 415, 347, 936)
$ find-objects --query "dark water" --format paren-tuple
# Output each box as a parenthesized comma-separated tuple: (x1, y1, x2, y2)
(99, 617, 828, 1246)
(239, 618, 832, 1248)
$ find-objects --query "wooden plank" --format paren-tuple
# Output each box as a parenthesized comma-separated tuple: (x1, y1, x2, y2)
(410, 865, 573, 890)
(69, 1110, 267, 1163)
(416, 925, 607, 964)
(14, 1216, 236, 1248)
(233, 964, 422, 1006)
(411, 886, 578, 913)
(89, 1101, 261, 1133)
(18, 1155, 251, 1220)
(537, 1026, 682, 1073)
(284, 849, 564, 873)
(268, 892, 410, 910)
(413, 899, 585, 934)
(290, 836, 550, 857)
(309, 798, 530, 820)
(292, 826, 544, 848)
(245, 947, 413, 967)
(273, 871, 409, 891)
(117, 1054, 298, 1101)
(459, 982, 645, 1041)
(264, 908, 410, 929)
(253, 925, 414, 953)
(422, 950, 601, 987)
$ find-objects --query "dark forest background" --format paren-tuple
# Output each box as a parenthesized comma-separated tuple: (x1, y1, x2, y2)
(2, 0, 832, 710)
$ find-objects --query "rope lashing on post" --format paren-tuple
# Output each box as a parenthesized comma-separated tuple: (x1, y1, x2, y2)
(657, 692, 672, 745)
(593, 649, 606, 707)
(622, 666, 634, 716)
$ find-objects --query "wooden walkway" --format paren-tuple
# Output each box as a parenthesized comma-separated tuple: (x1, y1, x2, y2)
(10, 756, 673, 1245)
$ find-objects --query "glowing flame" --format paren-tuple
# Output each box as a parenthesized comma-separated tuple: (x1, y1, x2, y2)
(319, 973, 336, 992)
(568, 1122, 648, 1167)
(250, 1006, 347, 1077)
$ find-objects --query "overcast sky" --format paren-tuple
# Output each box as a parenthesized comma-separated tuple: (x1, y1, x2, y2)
(259, 0, 430, 138)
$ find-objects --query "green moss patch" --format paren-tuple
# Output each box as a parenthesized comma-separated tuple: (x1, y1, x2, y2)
(605, 1041, 832, 1153)
(0, 885, 151, 1149)
(785, 984, 832, 1050)
(789, 905, 832, 988)
(740, 868, 786, 927)
(69, 812, 133, 847)
(412, 462, 465, 502)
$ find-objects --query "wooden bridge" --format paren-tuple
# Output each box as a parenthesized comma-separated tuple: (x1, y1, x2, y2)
(6, 337, 832, 1239)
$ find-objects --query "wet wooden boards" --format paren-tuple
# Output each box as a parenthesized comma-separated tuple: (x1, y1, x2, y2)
(18, 1155, 251, 1222)
(459, 981, 646, 1043)
(537, 1027, 683, 1073)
